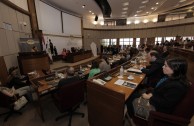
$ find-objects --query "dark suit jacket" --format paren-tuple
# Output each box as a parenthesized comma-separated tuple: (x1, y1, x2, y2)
(150, 79, 188, 114)
(141, 58, 164, 87)
(58, 76, 79, 88)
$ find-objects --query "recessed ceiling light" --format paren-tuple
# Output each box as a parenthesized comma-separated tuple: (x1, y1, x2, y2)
(142, 0, 149, 4)
(122, 11, 127, 14)
(82, 5, 85, 8)
(146, 12, 149, 13)
(123, 7, 128, 10)
(134, 14, 137, 17)
(93, 21, 97, 25)
(152, 18, 157, 22)
(89, 10, 92, 13)
(136, 10, 142, 13)
(127, 21, 131, 24)
(100, 21, 104, 25)
(156, 2, 159, 5)
(151, 7, 155, 9)
(143, 19, 149, 23)
(139, 6, 146, 9)
(134, 20, 140, 24)
(123, 2, 129, 6)
(92, 13, 94, 15)
(179, 0, 186, 2)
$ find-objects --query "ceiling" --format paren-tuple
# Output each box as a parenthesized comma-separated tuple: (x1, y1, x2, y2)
(42, 0, 194, 23)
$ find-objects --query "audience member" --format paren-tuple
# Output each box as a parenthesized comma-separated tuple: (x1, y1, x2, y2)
(58, 67, 79, 88)
(126, 57, 189, 117)
(88, 61, 101, 78)
(161, 45, 169, 58)
(61, 48, 67, 59)
(141, 51, 164, 88)
(49, 39, 54, 55)
(99, 56, 111, 72)
(7, 66, 29, 89)
(31, 46, 38, 52)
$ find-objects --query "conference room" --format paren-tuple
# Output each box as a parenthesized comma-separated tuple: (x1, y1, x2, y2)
(0, 0, 194, 126)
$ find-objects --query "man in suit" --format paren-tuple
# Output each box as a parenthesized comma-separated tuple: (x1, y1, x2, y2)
(141, 51, 164, 88)
(58, 67, 79, 88)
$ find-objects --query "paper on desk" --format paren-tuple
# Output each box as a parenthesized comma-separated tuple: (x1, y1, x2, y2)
(114, 79, 125, 85)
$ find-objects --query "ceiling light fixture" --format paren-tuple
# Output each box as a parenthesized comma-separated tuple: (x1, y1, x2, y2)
(127, 21, 131, 24)
(139, 6, 146, 9)
(123, 7, 128, 10)
(136, 10, 142, 13)
(82, 5, 85, 8)
(152, 18, 157, 22)
(156, 2, 159, 5)
(142, 0, 149, 4)
(123, 2, 129, 6)
(122, 11, 127, 14)
(134, 20, 140, 24)
(151, 7, 155, 9)
(179, 0, 186, 2)
(134, 14, 137, 17)
(92, 13, 94, 15)
(89, 10, 92, 13)
(143, 19, 149, 23)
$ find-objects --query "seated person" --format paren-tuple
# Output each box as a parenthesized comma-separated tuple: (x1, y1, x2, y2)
(0, 84, 32, 97)
(161, 45, 169, 59)
(7, 66, 29, 89)
(31, 46, 38, 52)
(126, 57, 189, 118)
(58, 67, 79, 88)
(61, 48, 67, 58)
(141, 51, 164, 88)
(99, 56, 111, 72)
(88, 61, 101, 78)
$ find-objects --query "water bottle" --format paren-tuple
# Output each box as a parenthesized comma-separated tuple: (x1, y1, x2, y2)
(80, 65, 82, 71)
(120, 66, 124, 77)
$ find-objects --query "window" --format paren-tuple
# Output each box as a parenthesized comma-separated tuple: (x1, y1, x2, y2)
(101, 39, 116, 46)
(136, 38, 140, 48)
(119, 38, 133, 49)
(155, 37, 162, 44)
(165, 37, 175, 41)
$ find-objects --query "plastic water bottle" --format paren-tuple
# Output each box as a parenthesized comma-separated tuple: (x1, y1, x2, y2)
(120, 66, 124, 77)
(80, 65, 82, 71)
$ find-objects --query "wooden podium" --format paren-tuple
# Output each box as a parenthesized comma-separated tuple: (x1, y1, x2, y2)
(18, 51, 50, 75)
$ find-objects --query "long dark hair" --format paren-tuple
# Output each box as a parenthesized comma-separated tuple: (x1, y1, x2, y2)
(91, 61, 99, 69)
(166, 57, 189, 86)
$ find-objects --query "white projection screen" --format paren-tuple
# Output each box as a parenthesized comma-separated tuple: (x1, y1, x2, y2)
(62, 12, 81, 36)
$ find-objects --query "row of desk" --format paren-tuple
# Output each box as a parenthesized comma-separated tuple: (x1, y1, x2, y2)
(87, 53, 147, 126)
(28, 52, 147, 122)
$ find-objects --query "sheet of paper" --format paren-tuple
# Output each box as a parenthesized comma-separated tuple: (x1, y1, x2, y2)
(114, 79, 125, 85)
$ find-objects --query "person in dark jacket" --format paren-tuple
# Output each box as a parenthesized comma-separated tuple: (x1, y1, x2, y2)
(58, 67, 79, 88)
(127, 57, 189, 117)
(141, 51, 164, 88)
(7, 66, 29, 89)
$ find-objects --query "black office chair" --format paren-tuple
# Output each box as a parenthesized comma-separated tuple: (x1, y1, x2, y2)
(52, 80, 85, 126)
(0, 92, 22, 122)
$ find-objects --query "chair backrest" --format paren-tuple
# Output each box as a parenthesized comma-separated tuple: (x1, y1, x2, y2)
(0, 91, 14, 108)
(55, 80, 85, 111)
(87, 81, 125, 126)
(173, 83, 194, 119)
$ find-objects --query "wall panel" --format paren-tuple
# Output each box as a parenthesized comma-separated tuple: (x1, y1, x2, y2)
(8, 7, 19, 31)
(0, 29, 9, 56)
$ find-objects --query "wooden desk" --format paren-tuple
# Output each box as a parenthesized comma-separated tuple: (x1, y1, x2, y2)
(87, 53, 146, 126)
(66, 50, 92, 63)
(29, 68, 90, 121)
